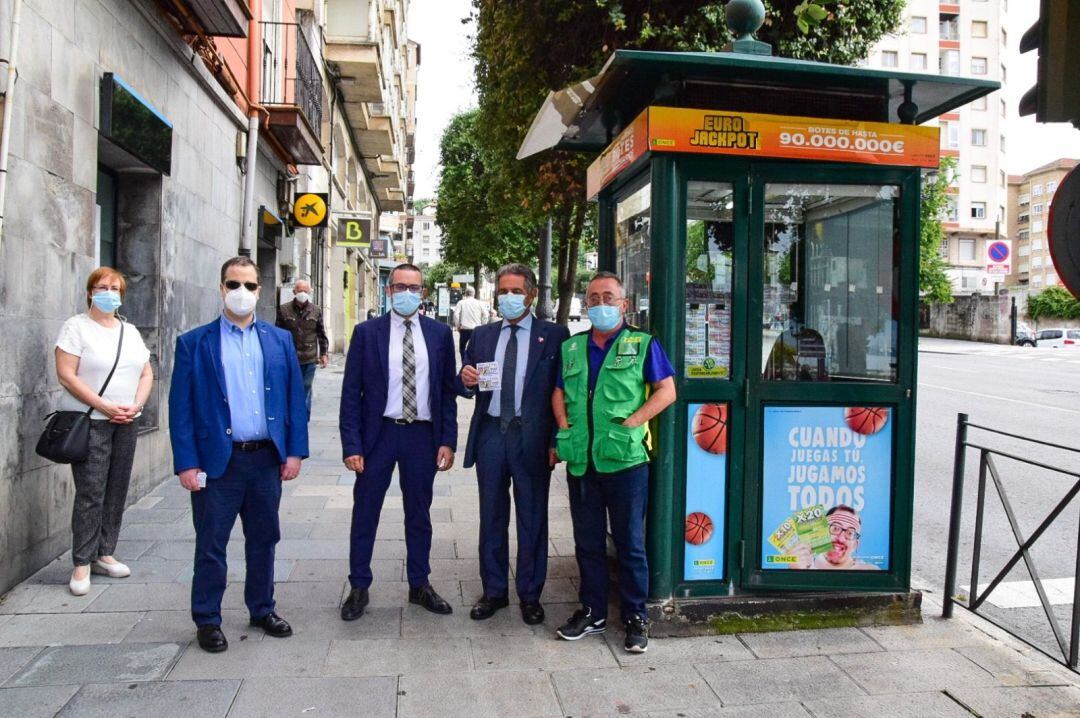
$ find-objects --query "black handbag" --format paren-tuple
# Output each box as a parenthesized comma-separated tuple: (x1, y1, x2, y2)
(36, 322, 125, 464)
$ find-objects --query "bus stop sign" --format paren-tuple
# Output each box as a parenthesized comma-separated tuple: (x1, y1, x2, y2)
(1049, 164, 1080, 299)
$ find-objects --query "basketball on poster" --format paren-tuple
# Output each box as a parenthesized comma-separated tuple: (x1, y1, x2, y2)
(684, 403, 728, 581)
(761, 405, 892, 571)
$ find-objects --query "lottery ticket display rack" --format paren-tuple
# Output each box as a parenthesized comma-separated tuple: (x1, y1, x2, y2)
(519, 13, 998, 621)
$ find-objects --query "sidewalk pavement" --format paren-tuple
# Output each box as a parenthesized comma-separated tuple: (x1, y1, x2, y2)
(1, 366, 1078, 717)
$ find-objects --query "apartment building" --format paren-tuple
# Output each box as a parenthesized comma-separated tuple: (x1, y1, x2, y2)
(0, 0, 416, 592)
(1006, 158, 1078, 290)
(867, 0, 1008, 295)
(413, 203, 442, 265)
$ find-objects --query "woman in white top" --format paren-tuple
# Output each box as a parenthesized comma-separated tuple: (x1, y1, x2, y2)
(55, 267, 153, 596)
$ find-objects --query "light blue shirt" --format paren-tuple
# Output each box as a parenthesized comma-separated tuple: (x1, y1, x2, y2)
(219, 315, 269, 441)
(487, 312, 532, 418)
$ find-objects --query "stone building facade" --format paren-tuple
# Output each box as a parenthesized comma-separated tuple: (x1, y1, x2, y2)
(0, 0, 416, 594)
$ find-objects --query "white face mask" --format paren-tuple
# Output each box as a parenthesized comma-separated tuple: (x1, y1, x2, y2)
(225, 287, 258, 316)
(294, 291, 311, 304)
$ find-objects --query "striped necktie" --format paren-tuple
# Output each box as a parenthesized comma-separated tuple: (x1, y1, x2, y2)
(402, 319, 417, 422)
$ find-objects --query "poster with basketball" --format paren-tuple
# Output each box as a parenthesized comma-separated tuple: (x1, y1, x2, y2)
(684, 403, 729, 581)
(760, 405, 892, 571)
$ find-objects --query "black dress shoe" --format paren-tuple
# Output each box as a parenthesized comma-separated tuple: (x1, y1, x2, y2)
(408, 584, 453, 615)
(196, 624, 228, 653)
(520, 601, 545, 625)
(341, 588, 369, 621)
(250, 611, 292, 637)
(469, 595, 509, 620)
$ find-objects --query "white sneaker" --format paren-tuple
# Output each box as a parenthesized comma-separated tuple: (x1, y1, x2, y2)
(91, 559, 131, 578)
(69, 569, 91, 596)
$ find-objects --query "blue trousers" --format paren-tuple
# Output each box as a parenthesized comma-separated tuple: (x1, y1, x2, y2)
(190, 445, 282, 626)
(475, 418, 550, 602)
(300, 362, 317, 416)
(349, 420, 437, 589)
(567, 464, 650, 623)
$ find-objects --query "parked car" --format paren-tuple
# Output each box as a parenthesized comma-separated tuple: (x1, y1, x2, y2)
(1034, 328, 1080, 348)
(1015, 324, 1036, 347)
(569, 296, 583, 321)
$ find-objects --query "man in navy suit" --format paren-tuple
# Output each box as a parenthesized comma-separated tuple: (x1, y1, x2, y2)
(339, 263, 458, 620)
(458, 264, 569, 624)
(169, 256, 309, 653)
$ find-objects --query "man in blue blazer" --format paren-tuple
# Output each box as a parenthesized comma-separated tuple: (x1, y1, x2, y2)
(339, 263, 458, 620)
(169, 256, 308, 653)
(458, 264, 569, 625)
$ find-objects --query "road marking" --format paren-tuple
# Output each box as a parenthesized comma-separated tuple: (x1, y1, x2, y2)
(964, 578, 1076, 609)
(919, 382, 1080, 415)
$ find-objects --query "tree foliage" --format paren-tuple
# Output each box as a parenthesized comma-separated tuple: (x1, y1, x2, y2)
(1027, 286, 1080, 322)
(471, 1, 906, 323)
(435, 109, 535, 288)
(919, 157, 957, 305)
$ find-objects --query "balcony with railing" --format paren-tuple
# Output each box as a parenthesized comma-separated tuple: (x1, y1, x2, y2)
(261, 22, 324, 165)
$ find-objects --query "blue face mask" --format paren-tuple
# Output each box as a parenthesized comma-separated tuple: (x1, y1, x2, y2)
(587, 304, 622, 332)
(498, 293, 528, 320)
(391, 290, 422, 316)
(92, 291, 122, 313)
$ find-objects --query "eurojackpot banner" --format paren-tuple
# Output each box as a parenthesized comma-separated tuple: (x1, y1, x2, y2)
(587, 106, 940, 198)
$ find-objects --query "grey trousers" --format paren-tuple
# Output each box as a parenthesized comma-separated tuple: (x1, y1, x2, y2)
(70, 420, 138, 566)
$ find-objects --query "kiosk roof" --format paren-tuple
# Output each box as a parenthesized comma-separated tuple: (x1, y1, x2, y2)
(518, 49, 999, 160)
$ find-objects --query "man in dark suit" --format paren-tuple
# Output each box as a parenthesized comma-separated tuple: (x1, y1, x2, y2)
(339, 263, 458, 620)
(169, 256, 309, 653)
(458, 263, 569, 624)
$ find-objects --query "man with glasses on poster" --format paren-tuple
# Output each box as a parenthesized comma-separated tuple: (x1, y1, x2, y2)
(789, 505, 881, 571)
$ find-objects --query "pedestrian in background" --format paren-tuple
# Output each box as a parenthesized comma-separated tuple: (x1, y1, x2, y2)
(339, 263, 458, 621)
(457, 264, 569, 625)
(55, 267, 153, 596)
(276, 278, 329, 414)
(453, 285, 488, 362)
(552, 271, 677, 653)
(169, 256, 308, 653)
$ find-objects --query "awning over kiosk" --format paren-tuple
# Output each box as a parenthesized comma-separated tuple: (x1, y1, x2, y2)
(519, 50, 999, 160)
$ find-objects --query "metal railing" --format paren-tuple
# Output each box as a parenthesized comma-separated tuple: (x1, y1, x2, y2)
(260, 21, 323, 132)
(943, 413, 1080, 671)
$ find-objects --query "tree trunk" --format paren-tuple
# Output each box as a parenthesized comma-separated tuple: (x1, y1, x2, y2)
(473, 263, 481, 295)
(555, 199, 587, 325)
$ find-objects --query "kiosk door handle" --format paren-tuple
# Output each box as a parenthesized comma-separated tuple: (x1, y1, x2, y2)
(743, 378, 751, 408)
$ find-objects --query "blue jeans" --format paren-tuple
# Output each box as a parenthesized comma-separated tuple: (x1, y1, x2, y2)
(567, 464, 650, 623)
(300, 362, 317, 416)
(190, 445, 282, 626)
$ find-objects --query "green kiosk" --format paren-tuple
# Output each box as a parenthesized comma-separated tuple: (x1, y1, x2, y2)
(520, 10, 997, 630)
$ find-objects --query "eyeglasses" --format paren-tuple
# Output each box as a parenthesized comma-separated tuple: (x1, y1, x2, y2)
(224, 280, 260, 291)
(828, 525, 861, 540)
(390, 283, 422, 293)
(585, 294, 623, 307)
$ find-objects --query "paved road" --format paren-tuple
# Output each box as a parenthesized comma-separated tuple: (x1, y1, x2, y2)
(914, 337, 1080, 659)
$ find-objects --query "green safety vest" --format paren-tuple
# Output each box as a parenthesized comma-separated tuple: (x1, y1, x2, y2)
(557, 327, 653, 476)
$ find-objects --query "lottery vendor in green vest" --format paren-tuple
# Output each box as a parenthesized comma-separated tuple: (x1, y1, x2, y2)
(551, 271, 676, 653)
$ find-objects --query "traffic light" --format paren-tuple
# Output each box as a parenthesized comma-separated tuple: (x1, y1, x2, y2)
(1019, 0, 1080, 128)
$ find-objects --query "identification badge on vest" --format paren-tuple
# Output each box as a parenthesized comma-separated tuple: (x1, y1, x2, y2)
(617, 340, 640, 356)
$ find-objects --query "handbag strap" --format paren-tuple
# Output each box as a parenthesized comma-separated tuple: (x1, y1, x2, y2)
(85, 322, 125, 415)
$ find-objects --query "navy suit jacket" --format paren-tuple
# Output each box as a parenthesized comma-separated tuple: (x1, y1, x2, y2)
(457, 316, 569, 476)
(169, 318, 309, 478)
(339, 313, 458, 459)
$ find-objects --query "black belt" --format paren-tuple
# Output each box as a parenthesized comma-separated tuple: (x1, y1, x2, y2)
(383, 417, 432, 426)
(233, 439, 274, 452)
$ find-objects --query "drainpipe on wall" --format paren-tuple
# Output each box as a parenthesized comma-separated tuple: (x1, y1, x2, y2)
(0, 0, 24, 253)
(239, 0, 262, 258)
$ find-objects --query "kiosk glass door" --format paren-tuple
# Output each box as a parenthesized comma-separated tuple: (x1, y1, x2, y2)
(745, 173, 909, 593)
